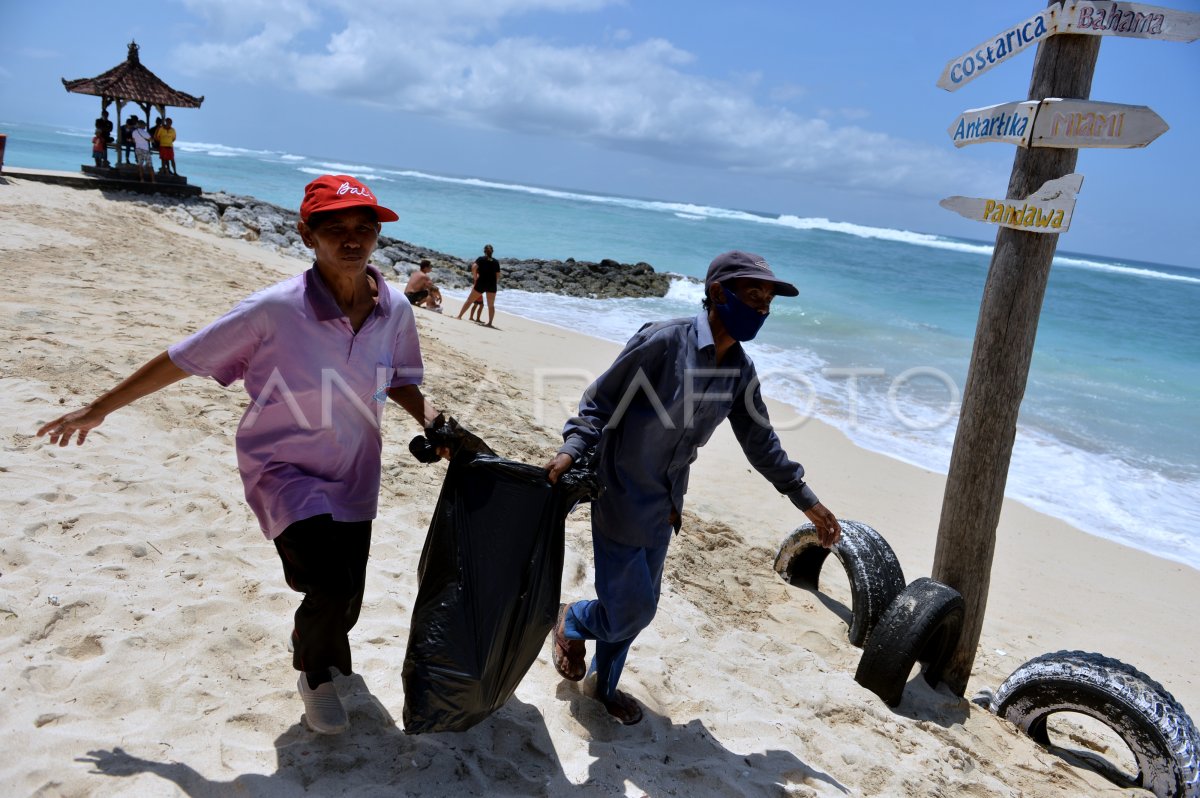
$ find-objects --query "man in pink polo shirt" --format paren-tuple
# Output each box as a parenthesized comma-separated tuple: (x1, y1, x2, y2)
(38, 174, 451, 735)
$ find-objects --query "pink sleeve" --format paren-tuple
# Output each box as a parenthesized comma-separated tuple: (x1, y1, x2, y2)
(168, 297, 265, 387)
(388, 296, 425, 388)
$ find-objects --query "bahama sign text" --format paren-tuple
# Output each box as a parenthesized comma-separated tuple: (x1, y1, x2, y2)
(1065, 1, 1200, 41)
(1070, 2, 1165, 35)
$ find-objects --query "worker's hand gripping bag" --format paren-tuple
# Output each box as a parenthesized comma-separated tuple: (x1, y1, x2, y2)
(401, 424, 601, 734)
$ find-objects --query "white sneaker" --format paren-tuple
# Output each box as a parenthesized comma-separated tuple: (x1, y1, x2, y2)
(297, 674, 349, 734)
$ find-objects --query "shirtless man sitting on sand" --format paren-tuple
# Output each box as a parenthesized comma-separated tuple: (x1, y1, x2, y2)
(405, 260, 443, 312)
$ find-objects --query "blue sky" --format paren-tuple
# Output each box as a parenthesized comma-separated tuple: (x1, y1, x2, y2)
(3, 0, 1198, 267)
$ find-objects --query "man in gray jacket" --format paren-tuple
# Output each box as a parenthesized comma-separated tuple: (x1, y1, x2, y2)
(544, 250, 841, 724)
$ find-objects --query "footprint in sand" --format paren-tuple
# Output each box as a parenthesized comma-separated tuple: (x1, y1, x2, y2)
(798, 629, 842, 661)
(55, 633, 105, 660)
(29, 489, 78, 504)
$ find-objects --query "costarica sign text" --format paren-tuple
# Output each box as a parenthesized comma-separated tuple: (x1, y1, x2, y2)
(937, 7, 1061, 91)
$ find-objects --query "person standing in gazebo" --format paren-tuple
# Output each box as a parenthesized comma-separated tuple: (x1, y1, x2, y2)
(132, 120, 155, 183)
(155, 118, 177, 176)
(120, 116, 138, 162)
(95, 111, 113, 166)
(91, 130, 106, 168)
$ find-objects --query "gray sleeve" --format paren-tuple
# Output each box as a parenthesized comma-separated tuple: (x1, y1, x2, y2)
(726, 365, 820, 511)
(559, 325, 666, 461)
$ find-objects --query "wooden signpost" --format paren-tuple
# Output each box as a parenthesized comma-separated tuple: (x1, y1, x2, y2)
(950, 98, 1168, 148)
(940, 173, 1083, 233)
(929, 0, 1193, 698)
(937, 1, 1200, 91)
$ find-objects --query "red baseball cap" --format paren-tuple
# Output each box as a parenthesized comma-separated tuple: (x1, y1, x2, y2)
(300, 174, 399, 223)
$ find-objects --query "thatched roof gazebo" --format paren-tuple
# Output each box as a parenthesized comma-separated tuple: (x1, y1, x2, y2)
(62, 40, 203, 173)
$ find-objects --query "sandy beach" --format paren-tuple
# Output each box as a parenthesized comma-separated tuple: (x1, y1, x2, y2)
(3, 177, 1196, 797)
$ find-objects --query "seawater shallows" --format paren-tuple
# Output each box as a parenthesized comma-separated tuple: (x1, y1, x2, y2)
(5, 120, 1197, 569)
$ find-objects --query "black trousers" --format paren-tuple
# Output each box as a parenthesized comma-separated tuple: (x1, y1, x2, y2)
(273, 515, 372, 676)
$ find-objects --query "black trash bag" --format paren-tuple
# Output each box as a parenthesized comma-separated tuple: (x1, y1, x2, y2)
(401, 447, 602, 734)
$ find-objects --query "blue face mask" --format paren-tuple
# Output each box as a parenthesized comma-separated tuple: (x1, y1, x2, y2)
(714, 282, 768, 341)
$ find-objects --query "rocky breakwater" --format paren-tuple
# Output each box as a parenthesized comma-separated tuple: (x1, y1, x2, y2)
(393, 254, 674, 299)
(491, 257, 671, 299)
(137, 191, 676, 299)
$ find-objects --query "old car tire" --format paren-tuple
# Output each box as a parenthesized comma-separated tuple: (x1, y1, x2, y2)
(853, 577, 964, 707)
(774, 519, 906, 647)
(993, 650, 1200, 798)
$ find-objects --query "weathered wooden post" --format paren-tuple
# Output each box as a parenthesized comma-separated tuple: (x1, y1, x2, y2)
(933, 32, 1098, 695)
(930, 0, 1198, 695)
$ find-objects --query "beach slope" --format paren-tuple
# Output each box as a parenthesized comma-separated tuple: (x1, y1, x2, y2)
(2, 178, 1195, 797)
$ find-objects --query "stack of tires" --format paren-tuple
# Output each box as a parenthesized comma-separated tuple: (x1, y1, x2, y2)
(774, 520, 964, 708)
(773, 521, 1200, 797)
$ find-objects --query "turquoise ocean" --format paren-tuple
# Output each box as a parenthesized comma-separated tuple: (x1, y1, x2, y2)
(4, 120, 1198, 570)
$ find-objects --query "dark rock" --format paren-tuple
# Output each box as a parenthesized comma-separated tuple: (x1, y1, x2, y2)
(490, 257, 672, 298)
(137, 191, 676, 299)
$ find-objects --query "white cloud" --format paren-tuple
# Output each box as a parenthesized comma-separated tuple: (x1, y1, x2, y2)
(818, 107, 872, 122)
(179, 0, 322, 39)
(173, 1, 996, 197)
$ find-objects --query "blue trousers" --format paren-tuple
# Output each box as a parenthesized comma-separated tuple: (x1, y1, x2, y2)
(562, 532, 670, 700)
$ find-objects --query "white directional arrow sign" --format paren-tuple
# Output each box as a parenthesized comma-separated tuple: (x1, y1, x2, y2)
(937, 5, 1066, 91)
(1063, 1, 1200, 41)
(938, 1, 1200, 91)
(1031, 98, 1169, 148)
(949, 98, 1169, 148)
(949, 102, 1040, 147)
(940, 174, 1084, 234)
